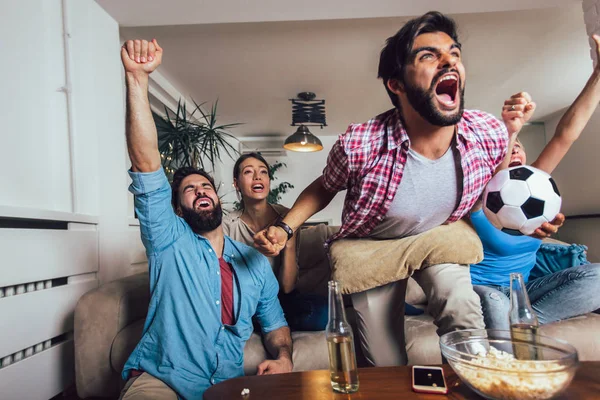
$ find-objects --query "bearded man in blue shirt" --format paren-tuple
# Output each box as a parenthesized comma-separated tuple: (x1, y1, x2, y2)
(118, 38, 293, 400)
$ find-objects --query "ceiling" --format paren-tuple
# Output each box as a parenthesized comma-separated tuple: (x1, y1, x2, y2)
(97, 0, 578, 26)
(110, 2, 591, 137)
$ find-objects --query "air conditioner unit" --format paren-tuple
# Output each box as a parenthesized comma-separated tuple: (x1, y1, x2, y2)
(239, 136, 287, 157)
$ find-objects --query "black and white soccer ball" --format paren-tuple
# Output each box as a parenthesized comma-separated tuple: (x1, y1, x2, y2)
(483, 166, 562, 236)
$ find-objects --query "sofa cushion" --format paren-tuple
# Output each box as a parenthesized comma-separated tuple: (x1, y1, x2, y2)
(296, 224, 340, 297)
(111, 319, 145, 373)
(289, 331, 329, 371)
(75, 272, 150, 399)
(243, 331, 329, 375)
(539, 313, 600, 361)
(329, 220, 483, 294)
(243, 333, 268, 375)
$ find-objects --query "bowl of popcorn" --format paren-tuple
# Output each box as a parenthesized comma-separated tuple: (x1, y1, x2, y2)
(439, 329, 579, 400)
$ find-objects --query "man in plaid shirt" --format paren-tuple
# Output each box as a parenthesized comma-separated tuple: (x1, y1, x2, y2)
(255, 12, 558, 366)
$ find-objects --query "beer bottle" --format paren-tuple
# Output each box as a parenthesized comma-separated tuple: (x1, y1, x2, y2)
(326, 280, 359, 393)
(509, 272, 541, 360)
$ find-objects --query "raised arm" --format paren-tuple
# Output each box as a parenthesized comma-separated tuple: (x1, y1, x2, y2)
(496, 92, 536, 173)
(121, 39, 163, 172)
(283, 177, 336, 232)
(532, 35, 600, 174)
(122, 40, 186, 252)
(254, 137, 350, 257)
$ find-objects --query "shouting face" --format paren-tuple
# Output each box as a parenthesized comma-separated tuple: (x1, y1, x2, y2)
(509, 140, 527, 167)
(399, 31, 466, 126)
(235, 157, 271, 203)
(176, 173, 222, 233)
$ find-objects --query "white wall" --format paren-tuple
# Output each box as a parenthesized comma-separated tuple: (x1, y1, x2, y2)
(1, 0, 72, 212)
(518, 123, 547, 165)
(542, 108, 600, 257)
(0, 1, 136, 398)
(67, 0, 140, 284)
(518, 0, 600, 262)
(543, 109, 600, 217)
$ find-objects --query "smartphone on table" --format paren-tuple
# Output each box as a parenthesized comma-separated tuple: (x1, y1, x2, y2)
(411, 365, 448, 394)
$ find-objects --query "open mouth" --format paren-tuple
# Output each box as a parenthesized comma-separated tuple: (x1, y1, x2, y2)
(509, 160, 523, 168)
(194, 197, 214, 210)
(251, 183, 265, 193)
(434, 74, 459, 108)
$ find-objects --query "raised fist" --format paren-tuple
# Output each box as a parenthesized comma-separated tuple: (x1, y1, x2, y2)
(501, 92, 536, 137)
(121, 39, 163, 76)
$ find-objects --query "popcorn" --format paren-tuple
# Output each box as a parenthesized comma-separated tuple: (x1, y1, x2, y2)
(454, 347, 573, 400)
(241, 388, 250, 396)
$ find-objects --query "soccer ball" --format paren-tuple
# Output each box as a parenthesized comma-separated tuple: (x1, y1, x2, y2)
(483, 166, 562, 236)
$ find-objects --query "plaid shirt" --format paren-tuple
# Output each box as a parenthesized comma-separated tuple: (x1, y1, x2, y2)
(322, 108, 508, 243)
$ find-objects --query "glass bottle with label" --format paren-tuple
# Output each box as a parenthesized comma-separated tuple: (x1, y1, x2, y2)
(509, 272, 541, 360)
(326, 280, 359, 393)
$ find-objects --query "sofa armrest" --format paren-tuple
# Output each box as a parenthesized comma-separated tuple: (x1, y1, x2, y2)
(75, 272, 150, 398)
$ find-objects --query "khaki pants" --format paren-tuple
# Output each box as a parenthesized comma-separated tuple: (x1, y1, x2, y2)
(351, 263, 484, 366)
(119, 373, 178, 400)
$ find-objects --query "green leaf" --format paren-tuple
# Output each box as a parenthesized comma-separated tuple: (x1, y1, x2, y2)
(154, 97, 242, 179)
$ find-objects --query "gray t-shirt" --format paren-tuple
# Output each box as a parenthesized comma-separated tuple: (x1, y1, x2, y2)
(368, 145, 462, 239)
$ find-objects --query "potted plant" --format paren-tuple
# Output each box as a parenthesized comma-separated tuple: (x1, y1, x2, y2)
(153, 98, 241, 180)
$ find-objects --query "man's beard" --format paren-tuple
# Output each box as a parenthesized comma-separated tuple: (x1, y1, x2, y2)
(404, 71, 465, 127)
(180, 199, 223, 234)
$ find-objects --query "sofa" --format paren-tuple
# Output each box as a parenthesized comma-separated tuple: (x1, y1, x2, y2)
(74, 225, 600, 398)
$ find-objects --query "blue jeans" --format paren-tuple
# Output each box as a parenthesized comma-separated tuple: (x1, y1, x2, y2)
(473, 263, 600, 330)
(279, 290, 328, 331)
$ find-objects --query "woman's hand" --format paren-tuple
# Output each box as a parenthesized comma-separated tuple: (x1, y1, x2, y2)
(502, 92, 536, 137)
(531, 213, 565, 239)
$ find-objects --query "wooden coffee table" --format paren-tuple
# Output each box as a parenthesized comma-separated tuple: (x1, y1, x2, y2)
(203, 362, 600, 399)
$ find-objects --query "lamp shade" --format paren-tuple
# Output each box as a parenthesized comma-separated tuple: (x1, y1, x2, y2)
(283, 125, 323, 152)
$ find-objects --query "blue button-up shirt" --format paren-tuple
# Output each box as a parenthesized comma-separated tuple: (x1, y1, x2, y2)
(122, 169, 287, 400)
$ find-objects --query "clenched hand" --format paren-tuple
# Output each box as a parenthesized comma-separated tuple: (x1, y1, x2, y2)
(502, 92, 536, 137)
(253, 226, 288, 257)
(121, 39, 163, 77)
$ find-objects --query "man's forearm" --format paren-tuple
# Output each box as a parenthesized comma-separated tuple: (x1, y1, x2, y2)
(263, 326, 293, 363)
(282, 176, 336, 232)
(125, 73, 161, 172)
